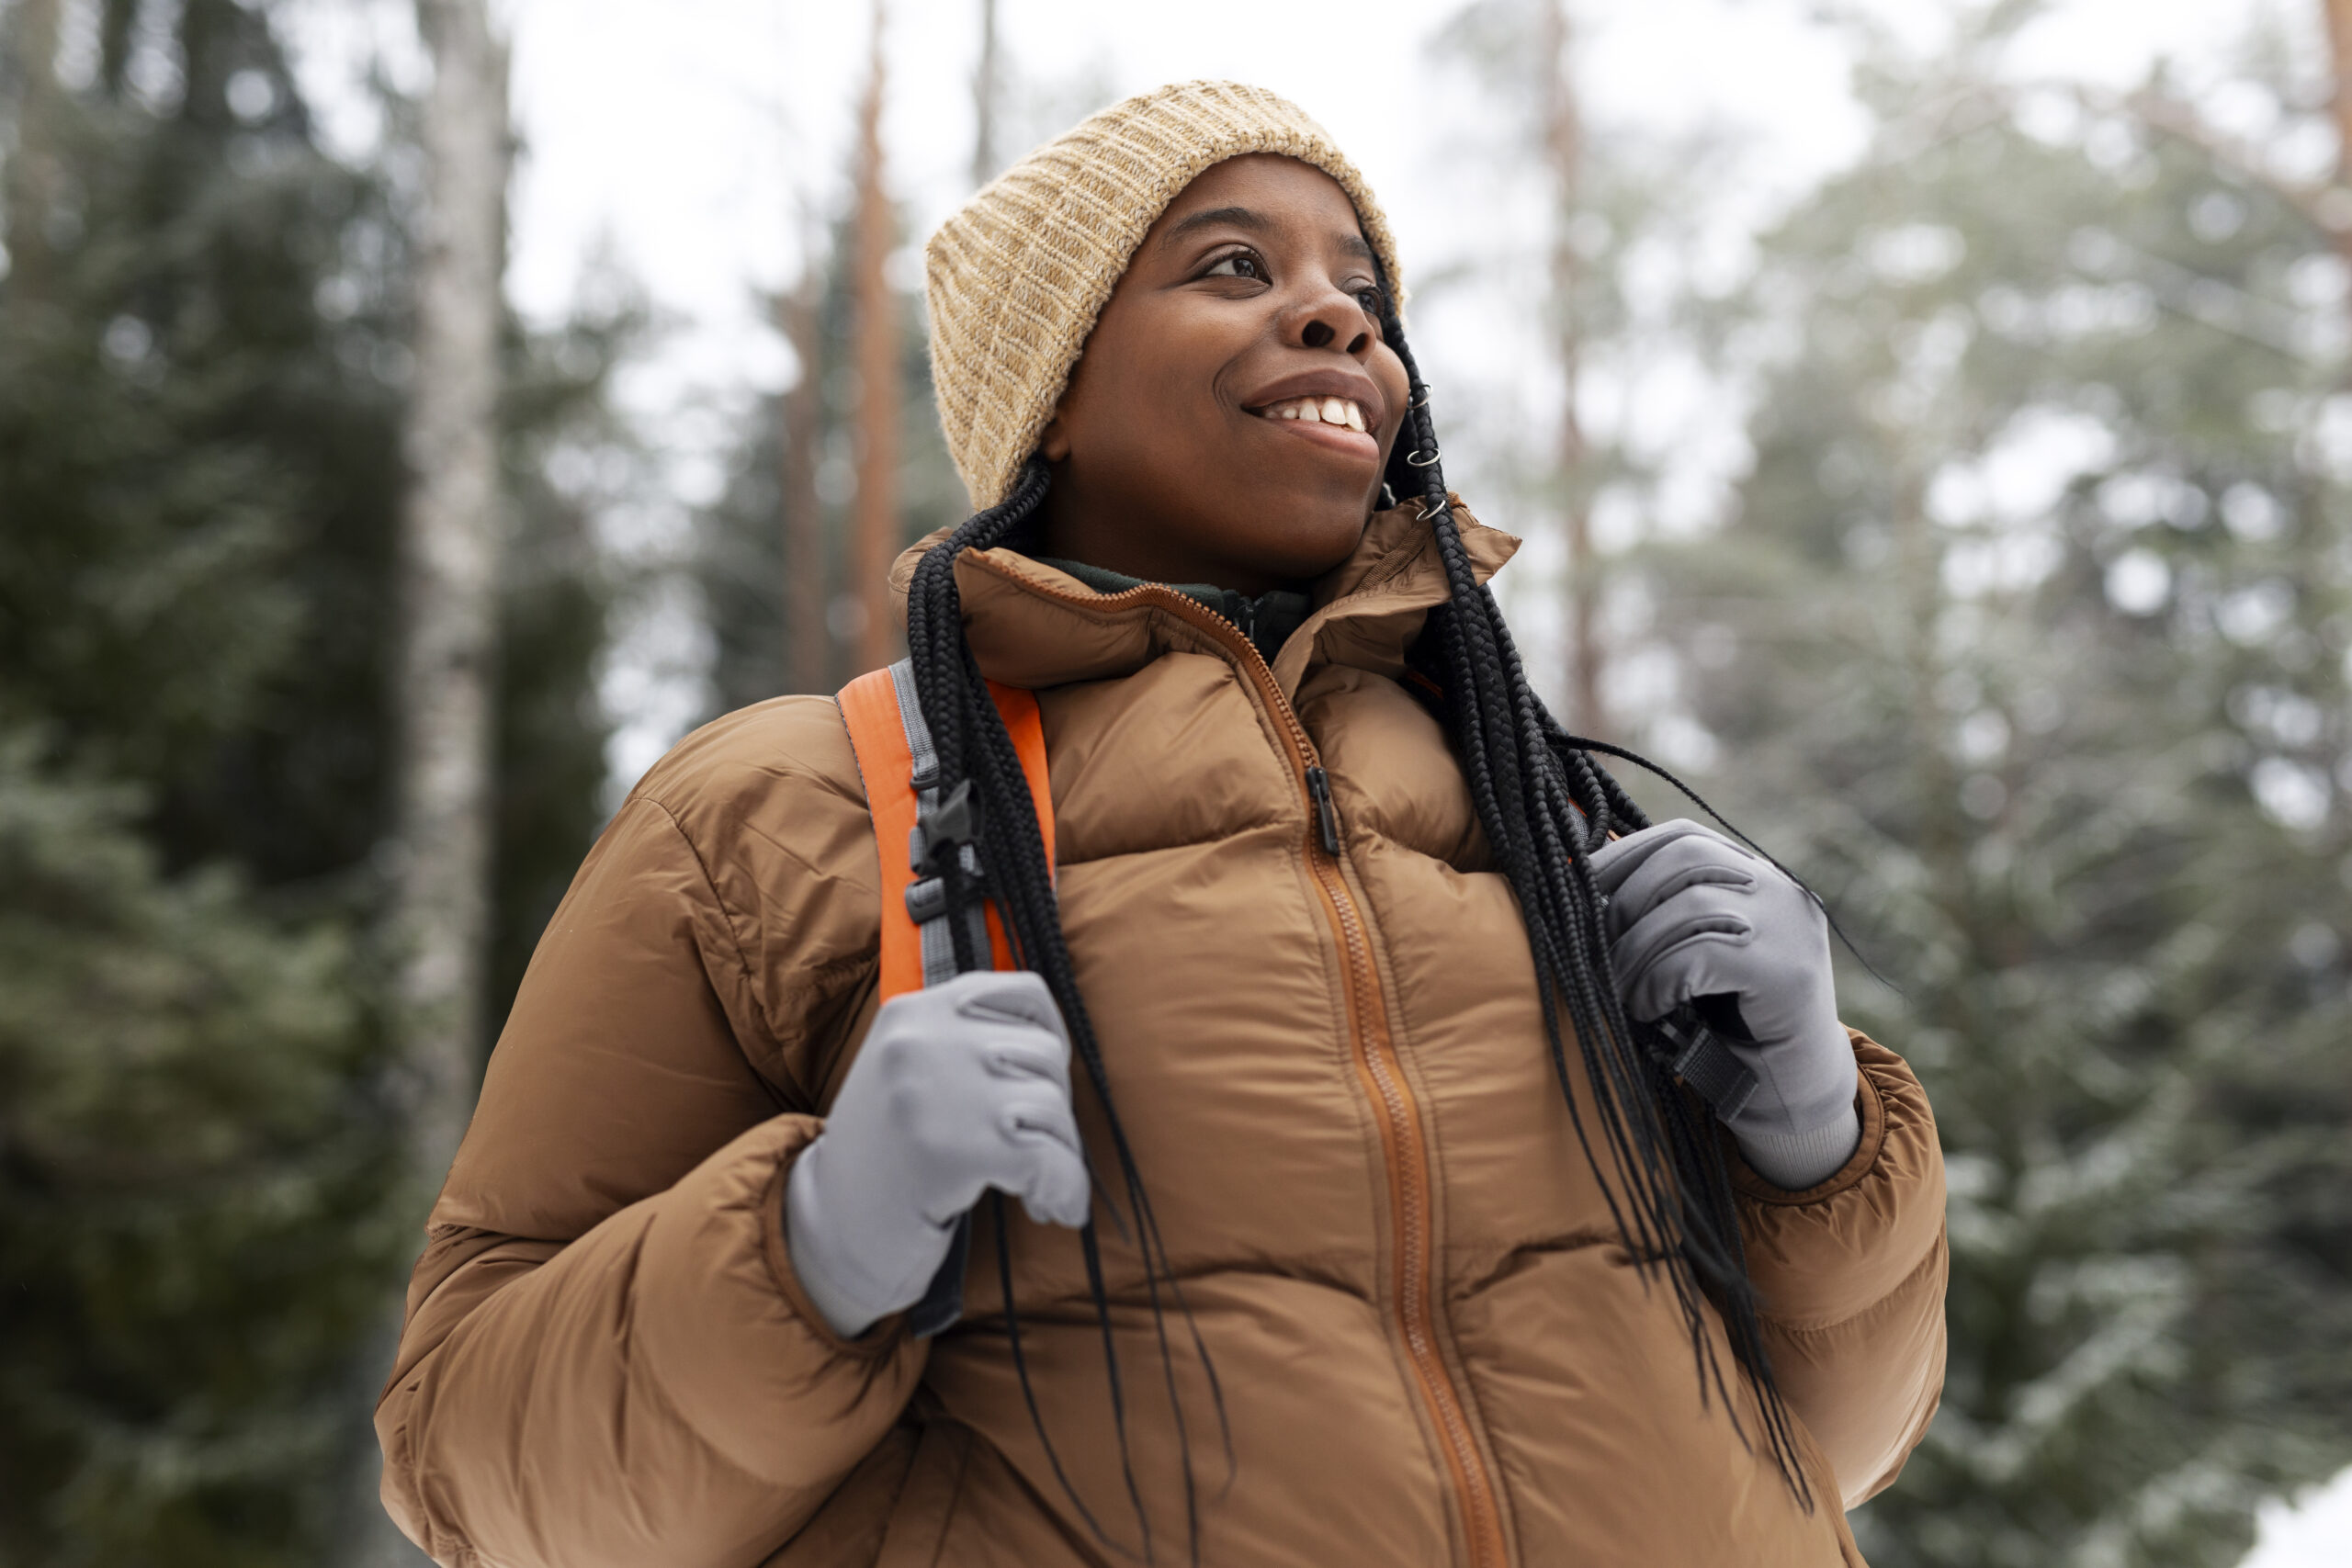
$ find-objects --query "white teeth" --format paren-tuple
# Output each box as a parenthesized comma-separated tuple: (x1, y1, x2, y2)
(1261, 395, 1368, 431)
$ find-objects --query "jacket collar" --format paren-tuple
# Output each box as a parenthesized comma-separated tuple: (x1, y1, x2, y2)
(887, 496, 1521, 699)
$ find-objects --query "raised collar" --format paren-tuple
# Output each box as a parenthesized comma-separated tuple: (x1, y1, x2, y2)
(1030, 556, 1313, 665)
(887, 496, 1521, 699)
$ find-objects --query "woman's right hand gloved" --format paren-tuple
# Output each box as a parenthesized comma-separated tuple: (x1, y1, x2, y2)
(785, 969, 1093, 1339)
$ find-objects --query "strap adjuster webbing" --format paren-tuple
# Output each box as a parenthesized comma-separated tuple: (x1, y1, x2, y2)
(1651, 1012, 1760, 1121)
(835, 658, 1057, 1338)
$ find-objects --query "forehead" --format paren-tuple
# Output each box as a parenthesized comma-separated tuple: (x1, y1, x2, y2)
(1147, 154, 1374, 256)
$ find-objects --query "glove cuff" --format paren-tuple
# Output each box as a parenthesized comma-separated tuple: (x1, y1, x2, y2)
(783, 1143, 887, 1340)
(1734, 1102, 1862, 1192)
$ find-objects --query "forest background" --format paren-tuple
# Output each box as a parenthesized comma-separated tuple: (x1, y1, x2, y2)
(2, 1, 2347, 1565)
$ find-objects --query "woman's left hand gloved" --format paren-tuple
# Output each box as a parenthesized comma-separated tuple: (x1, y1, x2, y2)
(1587, 819, 1861, 1190)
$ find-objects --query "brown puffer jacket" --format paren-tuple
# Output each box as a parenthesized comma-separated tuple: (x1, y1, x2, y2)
(377, 502, 1947, 1568)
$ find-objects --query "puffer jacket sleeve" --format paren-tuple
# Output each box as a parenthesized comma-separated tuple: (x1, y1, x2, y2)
(375, 698, 920, 1568)
(1732, 1031, 1948, 1509)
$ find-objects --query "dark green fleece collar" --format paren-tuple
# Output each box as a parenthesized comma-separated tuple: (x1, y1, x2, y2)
(1033, 557, 1311, 665)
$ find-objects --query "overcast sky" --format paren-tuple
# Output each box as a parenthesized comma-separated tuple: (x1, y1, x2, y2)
(477, 0, 2265, 438)
(288, 0, 2315, 740)
(465, 0, 2275, 759)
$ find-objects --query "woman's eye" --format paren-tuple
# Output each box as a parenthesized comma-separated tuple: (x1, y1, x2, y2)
(1354, 286, 1385, 316)
(1203, 252, 1265, 281)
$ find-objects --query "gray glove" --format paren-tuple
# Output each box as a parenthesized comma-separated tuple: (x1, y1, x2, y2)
(785, 969, 1092, 1339)
(1588, 820, 1861, 1190)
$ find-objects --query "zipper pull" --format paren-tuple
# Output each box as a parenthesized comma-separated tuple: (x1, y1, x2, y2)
(1306, 765, 1342, 856)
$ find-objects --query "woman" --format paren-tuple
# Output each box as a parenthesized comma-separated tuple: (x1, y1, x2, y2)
(376, 82, 1945, 1568)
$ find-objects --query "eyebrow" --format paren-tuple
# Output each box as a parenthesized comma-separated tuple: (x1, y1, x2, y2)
(1159, 205, 1271, 248)
(1159, 203, 1380, 266)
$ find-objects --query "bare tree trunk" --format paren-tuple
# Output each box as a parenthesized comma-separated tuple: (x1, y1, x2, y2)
(345, 14, 508, 1559)
(2327, 0, 2352, 270)
(390, 0, 509, 1207)
(3, 0, 63, 317)
(850, 2, 901, 675)
(971, 0, 1000, 188)
(1883, 422, 1963, 872)
(1543, 0, 1603, 736)
(780, 262, 827, 692)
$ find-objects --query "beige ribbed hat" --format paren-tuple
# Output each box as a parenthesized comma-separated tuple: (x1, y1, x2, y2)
(924, 80, 1404, 511)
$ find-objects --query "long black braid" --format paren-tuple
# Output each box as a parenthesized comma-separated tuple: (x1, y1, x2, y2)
(1384, 312, 1814, 1502)
(906, 461, 1226, 1563)
(900, 310, 1814, 1560)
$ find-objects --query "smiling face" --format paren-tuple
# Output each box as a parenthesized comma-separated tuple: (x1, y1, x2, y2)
(1033, 154, 1412, 596)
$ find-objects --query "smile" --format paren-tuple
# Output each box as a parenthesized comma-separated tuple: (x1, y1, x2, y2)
(1254, 394, 1370, 434)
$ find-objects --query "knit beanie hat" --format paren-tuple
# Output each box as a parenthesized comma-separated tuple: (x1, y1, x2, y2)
(924, 80, 1405, 511)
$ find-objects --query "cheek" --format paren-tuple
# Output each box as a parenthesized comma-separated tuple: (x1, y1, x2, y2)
(1374, 355, 1413, 457)
(1070, 312, 1233, 458)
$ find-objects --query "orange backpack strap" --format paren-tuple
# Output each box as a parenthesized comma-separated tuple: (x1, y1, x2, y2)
(837, 660, 1055, 1006)
(837, 660, 1054, 1339)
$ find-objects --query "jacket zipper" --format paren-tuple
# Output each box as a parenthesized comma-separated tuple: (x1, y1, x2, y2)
(978, 565, 1510, 1568)
(1305, 765, 1342, 856)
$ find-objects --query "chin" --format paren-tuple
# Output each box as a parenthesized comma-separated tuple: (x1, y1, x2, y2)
(1249, 504, 1375, 582)
(1182, 457, 1382, 584)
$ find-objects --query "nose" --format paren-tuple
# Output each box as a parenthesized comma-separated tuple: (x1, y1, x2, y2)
(1286, 277, 1374, 358)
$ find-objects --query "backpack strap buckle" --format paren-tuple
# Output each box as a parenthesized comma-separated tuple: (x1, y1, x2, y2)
(835, 659, 1058, 1337)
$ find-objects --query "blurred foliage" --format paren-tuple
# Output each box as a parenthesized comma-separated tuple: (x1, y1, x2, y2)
(1624, 10, 2352, 1565)
(696, 205, 967, 712)
(0, 0, 635, 1561)
(1429, 0, 1713, 529)
(489, 289, 645, 1019)
(0, 0, 404, 887)
(0, 735, 383, 1567)
(4, 0, 2346, 1563)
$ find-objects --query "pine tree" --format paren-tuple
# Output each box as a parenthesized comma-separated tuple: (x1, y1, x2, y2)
(848, 0, 901, 676)
(0, 2, 632, 1559)
(488, 292, 637, 1023)
(0, 5, 406, 1557)
(1431, 0, 1724, 735)
(780, 253, 828, 694)
(0, 739, 382, 1566)
(1627, 10, 2352, 1562)
(695, 160, 966, 716)
(1539, 0, 1606, 733)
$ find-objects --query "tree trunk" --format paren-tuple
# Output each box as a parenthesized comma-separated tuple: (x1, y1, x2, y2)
(347, 12, 508, 1561)
(390, 0, 509, 1205)
(1543, 0, 1603, 736)
(3, 0, 63, 316)
(972, 0, 1000, 188)
(780, 263, 828, 692)
(850, 2, 901, 674)
(2327, 0, 2352, 269)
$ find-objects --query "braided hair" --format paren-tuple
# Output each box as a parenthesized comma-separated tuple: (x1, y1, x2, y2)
(901, 306, 1813, 1562)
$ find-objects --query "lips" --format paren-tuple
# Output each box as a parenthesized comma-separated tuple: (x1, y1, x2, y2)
(1242, 374, 1384, 463)
(1256, 394, 1369, 434)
